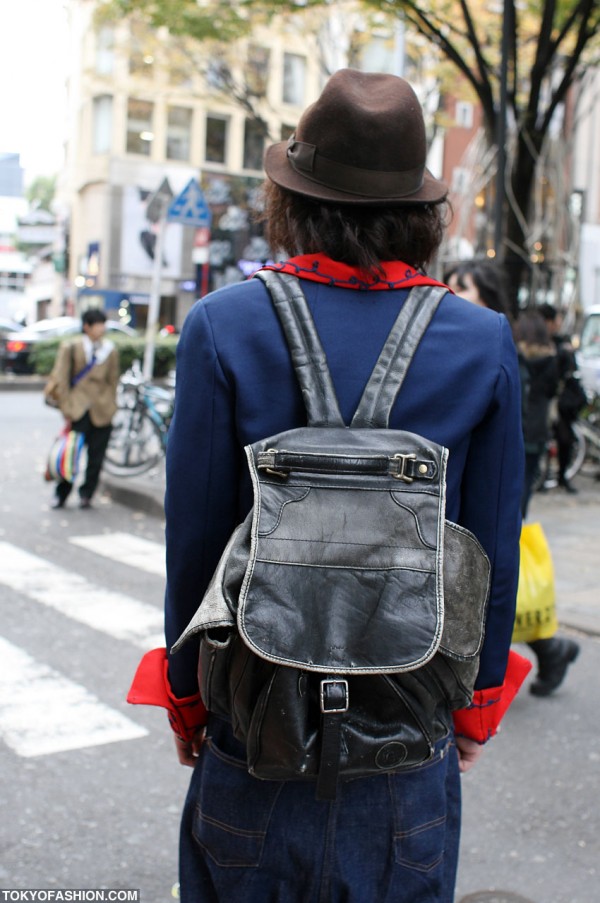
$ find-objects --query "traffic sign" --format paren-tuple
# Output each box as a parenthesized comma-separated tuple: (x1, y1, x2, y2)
(146, 177, 174, 224)
(167, 179, 212, 228)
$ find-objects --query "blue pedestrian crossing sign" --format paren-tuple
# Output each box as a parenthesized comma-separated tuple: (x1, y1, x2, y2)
(167, 179, 212, 227)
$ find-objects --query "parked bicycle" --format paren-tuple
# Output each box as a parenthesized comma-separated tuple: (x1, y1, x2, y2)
(537, 392, 600, 490)
(576, 394, 600, 477)
(103, 361, 175, 477)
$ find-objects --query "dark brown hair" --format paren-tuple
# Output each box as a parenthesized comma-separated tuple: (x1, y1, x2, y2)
(258, 180, 449, 275)
(443, 259, 511, 317)
(513, 308, 553, 349)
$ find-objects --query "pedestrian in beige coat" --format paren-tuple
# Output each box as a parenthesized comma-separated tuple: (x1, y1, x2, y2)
(44, 309, 119, 508)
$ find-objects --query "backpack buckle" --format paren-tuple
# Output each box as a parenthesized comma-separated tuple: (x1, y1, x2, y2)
(258, 448, 290, 479)
(391, 453, 417, 482)
(320, 678, 349, 714)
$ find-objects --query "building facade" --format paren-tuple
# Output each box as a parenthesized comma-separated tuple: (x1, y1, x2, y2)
(62, 1, 325, 330)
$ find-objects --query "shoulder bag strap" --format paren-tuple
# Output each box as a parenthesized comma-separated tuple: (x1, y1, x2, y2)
(351, 285, 447, 428)
(255, 269, 345, 427)
(71, 340, 97, 387)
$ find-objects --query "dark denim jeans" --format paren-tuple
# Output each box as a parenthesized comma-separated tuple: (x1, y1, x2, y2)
(179, 716, 460, 903)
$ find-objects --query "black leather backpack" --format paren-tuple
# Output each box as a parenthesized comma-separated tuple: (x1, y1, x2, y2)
(173, 270, 490, 799)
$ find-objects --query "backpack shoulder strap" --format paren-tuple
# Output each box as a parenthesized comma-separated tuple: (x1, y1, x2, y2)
(256, 269, 345, 427)
(351, 285, 446, 428)
(256, 270, 446, 430)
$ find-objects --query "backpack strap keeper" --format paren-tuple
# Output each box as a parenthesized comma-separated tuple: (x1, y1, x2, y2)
(317, 678, 349, 800)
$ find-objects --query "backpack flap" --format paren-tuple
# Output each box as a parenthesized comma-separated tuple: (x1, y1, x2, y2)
(238, 424, 448, 674)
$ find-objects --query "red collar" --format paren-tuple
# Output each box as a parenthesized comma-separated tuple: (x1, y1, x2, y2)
(258, 254, 449, 291)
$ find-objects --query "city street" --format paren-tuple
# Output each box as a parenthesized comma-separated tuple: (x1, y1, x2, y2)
(0, 389, 187, 899)
(1, 387, 599, 903)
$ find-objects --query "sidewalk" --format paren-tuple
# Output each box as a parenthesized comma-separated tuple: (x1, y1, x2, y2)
(102, 465, 166, 520)
(101, 462, 600, 638)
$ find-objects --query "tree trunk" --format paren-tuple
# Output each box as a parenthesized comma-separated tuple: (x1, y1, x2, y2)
(503, 130, 541, 318)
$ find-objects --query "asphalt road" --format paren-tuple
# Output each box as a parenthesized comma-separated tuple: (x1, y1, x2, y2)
(1, 388, 599, 902)
(0, 391, 187, 900)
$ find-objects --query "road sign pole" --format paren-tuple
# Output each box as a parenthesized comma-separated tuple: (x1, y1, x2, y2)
(143, 215, 167, 382)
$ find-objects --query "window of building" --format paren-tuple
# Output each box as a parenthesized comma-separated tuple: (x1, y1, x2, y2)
(455, 101, 474, 129)
(129, 20, 155, 77)
(359, 35, 395, 74)
(166, 106, 192, 161)
(243, 119, 265, 171)
(247, 45, 270, 96)
(169, 61, 193, 88)
(92, 95, 113, 154)
(282, 53, 306, 105)
(126, 99, 154, 155)
(0, 271, 27, 291)
(205, 115, 228, 164)
(95, 26, 114, 76)
(452, 167, 470, 194)
(206, 60, 230, 92)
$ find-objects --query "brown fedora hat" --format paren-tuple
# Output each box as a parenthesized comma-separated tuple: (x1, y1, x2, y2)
(264, 68, 447, 206)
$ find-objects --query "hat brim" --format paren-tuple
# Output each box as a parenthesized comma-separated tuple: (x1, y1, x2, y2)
(264, 142, 448, 207)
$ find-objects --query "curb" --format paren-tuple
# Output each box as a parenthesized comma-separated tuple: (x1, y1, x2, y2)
(100, 475, 165, 519)
(0, 376, 45, 391)
(555, 614, 600, 639)
(458, 894, 536, 903)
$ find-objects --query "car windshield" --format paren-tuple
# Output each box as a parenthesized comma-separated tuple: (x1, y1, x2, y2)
(28, 319, 79, 336)
(579, 314, 600, 359)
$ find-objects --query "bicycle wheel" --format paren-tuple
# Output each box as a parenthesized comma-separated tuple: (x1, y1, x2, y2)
(104, 406, 164, 476)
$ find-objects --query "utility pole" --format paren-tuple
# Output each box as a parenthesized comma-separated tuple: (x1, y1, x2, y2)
(143, 178, 174, 382)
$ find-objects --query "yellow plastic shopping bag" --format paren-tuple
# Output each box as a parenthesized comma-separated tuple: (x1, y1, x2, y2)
(512, 522, 558, 643)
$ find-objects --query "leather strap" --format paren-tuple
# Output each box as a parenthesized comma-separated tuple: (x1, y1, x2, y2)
(255, 270, 344, 427)
(351, 286, 445, 428)
(316, 678, 348, 800)
(256, 270, 445, 429)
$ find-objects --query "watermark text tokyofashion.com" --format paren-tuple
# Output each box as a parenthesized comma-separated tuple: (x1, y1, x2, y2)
(0, 892, 139, 902)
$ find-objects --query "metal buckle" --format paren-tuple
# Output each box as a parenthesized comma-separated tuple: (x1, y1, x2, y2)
(391, 453, 417, 482)
(320, 679, 349, 714)
(258, 448, 288, 479)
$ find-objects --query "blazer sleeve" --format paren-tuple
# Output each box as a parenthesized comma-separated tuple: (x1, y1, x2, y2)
(459, 315, 525, 691)
(164, 301, 241, 698)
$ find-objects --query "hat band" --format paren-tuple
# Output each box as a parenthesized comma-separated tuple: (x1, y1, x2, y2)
(286, 138, 425, 199)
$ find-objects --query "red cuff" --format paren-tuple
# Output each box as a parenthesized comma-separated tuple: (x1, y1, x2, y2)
(127, 647, 208, 742)
(452, 650, 532, 744)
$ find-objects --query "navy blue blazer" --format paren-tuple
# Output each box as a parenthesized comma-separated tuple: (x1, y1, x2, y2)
(165, 274, 524, 699)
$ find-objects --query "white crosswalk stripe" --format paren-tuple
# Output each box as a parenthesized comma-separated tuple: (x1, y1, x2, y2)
(0, 541, 164, 650)
(70, 532, 166, 577)
(0, 538, 166, 757)
(0, 636, 148, 757)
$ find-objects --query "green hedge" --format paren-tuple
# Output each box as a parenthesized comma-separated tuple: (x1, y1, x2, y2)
(30, 335, 178, 377)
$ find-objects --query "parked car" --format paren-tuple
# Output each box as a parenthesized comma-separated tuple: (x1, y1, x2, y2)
(1, 316, 137, 374)
(576, 305, 600, 396)
(0, 318, 25, 371)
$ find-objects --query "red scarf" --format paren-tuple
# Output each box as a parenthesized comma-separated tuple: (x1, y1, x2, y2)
(258, 253, 450, 292)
